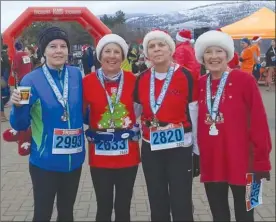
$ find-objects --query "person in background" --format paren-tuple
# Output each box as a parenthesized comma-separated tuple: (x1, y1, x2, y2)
(81, 45, 90, 75)
(173, 29, 201, 80)
(83, 34, 141, 222)
(195, 30, 271, 222)
(239, 38, 254, 74)
(8, 26, 85, 221)
(87, 45, 94, 72)
(1, 44, 11, 122)
(3, 43, 40, 151)
(251, 36, 262, 81)
(135, 29, 199, 221)
(265, 39, 276, 91)
(25, 45, 38, 70)
(12, 41, 32, 84)
(137, 44, 148, 74)
(121, 44, 139, 74)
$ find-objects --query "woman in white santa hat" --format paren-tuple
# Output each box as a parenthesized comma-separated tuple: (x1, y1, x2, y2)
(83, 34, 141, 222)
(135, 29, 199, 221)
(195, 30, 271, 221)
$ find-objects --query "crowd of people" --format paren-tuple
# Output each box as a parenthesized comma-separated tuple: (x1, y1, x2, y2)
(1, 25, 274, 222)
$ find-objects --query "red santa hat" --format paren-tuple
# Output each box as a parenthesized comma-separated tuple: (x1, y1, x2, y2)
(82, 45, 88, 51)
(176, 29, 194, 44)
(194, 30, 234, 64)
(252, 36, 262, 43)
(143, 29, 176, 58)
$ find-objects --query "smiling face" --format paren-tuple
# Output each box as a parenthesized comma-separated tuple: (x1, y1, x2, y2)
(147, 39, 172, 65)
(100, 43, 123, 75)
(203, 46, 228, 74)
(44, 39, 68, 69)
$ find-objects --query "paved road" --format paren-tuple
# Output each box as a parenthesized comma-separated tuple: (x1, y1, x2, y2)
(1, 86, 275, 221)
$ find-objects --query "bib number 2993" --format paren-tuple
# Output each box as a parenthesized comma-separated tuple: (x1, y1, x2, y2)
(52, 128, 83, 154)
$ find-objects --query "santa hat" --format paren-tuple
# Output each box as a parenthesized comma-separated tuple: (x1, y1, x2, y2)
(252, 36, 262, 43)
(96, 34, 129, 61)
(82, 45, 88, 52)
(143, 29, 175, 58)
(176, 29, 194, 44)
(194, 30, 234, 65)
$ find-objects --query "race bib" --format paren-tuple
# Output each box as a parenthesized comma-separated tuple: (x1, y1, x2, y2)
(245, 173, 263, 211)
(22, 56, 31, 64)
(52, 128, 83, 154)
(95, 140, 129, 156)
(271, 56, 275, 62)
(150, 123, 185, 151)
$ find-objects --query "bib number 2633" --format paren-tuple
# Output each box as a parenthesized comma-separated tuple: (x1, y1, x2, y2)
(95, 140, 128, 156)
(150, 123, 185, 151)
(52, 128, 83, 154)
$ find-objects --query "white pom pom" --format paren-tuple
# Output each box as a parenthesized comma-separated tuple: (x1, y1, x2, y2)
(190, 39, 195, 44)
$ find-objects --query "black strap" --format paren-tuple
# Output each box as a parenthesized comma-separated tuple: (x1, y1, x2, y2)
(181, 67, 194, 125)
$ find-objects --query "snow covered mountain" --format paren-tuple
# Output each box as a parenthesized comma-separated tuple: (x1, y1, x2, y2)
(124, 1, 275, 32)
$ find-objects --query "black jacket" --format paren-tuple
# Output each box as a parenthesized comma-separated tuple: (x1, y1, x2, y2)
(265, 46, 276, 67)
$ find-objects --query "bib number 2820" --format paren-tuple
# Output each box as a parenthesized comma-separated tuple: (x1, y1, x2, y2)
(152, 129, 183, 145)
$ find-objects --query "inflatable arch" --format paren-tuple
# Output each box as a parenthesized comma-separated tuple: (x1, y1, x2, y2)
(2, 7, 112, 59)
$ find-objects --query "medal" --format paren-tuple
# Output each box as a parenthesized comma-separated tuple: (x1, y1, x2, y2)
(150, 64, 175, 127)
(42, 65, 69, 122)
(97, 68, 124, 129)
(151, 116, 160, 127)
(209, 123, 219, 136)
(206, 71, 229, 136)
(61, 110, 68, 122)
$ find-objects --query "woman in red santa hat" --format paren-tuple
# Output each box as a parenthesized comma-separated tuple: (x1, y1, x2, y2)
(135, 29, 200, 221)
(195, 30, 271, 221)
(173, 29, 201, 80)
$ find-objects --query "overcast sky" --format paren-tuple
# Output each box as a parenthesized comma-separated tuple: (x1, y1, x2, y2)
(1, 1, 227, 32)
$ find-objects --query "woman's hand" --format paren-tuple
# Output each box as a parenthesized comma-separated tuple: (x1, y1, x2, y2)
(10, 89, 23, 107)
(254, 171, 270, 183)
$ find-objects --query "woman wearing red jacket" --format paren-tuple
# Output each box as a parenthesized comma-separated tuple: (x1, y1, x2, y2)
(83, 34, 141, 221)
(195, 30, 271, 221)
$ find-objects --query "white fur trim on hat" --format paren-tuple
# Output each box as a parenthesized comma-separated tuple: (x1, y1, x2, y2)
(143, 30, 175, 58)
(96, 34, 129, 61)
(252, 36, 262, 43)
(176, 32, 192, 43)
(194, 30, 234, 65)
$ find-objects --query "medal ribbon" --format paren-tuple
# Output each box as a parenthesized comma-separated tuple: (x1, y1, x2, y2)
(206, 72, 229, 122)
(42, 64, 68, 108)
(150, 64, 175, 115)
(97, 68, 124, 115)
